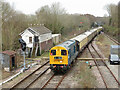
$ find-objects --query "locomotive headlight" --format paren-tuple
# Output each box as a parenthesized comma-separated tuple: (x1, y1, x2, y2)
(60, 61, 62, 63)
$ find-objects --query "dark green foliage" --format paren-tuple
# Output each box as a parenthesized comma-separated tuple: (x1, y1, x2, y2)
(103, 25, 119, 41)
(104, 3, 119, 42)
(41, 50, 45, 55)
(53, 43, 56, 46)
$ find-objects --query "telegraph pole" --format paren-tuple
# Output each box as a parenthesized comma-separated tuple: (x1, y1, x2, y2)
(23, 51, 26, 69)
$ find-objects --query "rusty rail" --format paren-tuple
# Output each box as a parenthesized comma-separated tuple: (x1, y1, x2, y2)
(41, 71, 69, 89)
(87, 46, 108, 89)
(24, 67, 50, 89)
(91, 43, 120, 86)
(10, 61, 49, 89)
(41, 74, 55, 89)
(55, 73, 68, 89)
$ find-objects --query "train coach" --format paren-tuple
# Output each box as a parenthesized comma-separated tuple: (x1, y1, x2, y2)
(49, 27, 103, 73)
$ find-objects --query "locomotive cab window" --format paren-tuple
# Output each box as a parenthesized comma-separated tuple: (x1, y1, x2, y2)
(51, 50, 56, 55)
(61, 50, 67, 55)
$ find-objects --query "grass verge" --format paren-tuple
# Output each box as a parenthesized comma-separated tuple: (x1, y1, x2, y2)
(73, 62, 96, 88)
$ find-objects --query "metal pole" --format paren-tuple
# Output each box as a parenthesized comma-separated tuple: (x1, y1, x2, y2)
(23, 51, 26, 69)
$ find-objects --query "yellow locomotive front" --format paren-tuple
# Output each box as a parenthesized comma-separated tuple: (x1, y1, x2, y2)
(49, 46, 68, 72)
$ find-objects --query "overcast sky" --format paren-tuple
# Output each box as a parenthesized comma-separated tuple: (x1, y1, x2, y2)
(5, 0, 119, 17)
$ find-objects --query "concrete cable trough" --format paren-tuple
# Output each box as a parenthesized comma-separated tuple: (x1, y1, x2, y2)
(0, 62, 38, 86)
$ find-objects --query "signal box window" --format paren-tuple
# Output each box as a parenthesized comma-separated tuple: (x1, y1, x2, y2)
(29, 37, 32, 43)
(61, 50, 67, 55)
(51, 50, 56, 55)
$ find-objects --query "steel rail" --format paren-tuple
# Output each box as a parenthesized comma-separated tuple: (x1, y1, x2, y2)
(91, 43, 120, 86)
(104, 33, 120, 45)
(39, 42, 89, 89)
(10, 61, 49, 89)
(41, 74, 55, 89)
(87, 46, 108, 89)
(41, 46, 85, 89)
(55, 74, 66, 89)
(54, 48, 84, 89)
(24, 67, 50, 89)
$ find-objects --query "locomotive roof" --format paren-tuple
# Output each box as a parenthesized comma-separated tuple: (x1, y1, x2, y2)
(56, 40, 75, 50)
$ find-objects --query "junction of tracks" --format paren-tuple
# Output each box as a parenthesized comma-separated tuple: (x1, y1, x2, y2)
(2, 33, 120, 89)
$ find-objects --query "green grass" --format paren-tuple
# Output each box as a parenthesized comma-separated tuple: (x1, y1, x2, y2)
(96, 34, 116, 58)
(73, 62, 97, 88)
(96, 34, 116, 45)
(36, 51, 49, 58)
(103, 25, 119, 41)
(25, 51, 49, 61)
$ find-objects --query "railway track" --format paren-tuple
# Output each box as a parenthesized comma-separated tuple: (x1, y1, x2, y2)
(91, 43, 120, 86)
(87, 45, 108, 88)
(10, 61, 50, 89)
(104, 33, 120, 45)
(9, 47, 84, 89)
(88, 43, 119, 88)
(41, 69, 70, 89)
(40, 44, 86, 89)
(41, 57, 81, 89)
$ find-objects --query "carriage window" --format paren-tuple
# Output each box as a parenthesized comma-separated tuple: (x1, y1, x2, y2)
(51, 50, 56, 55)
(61, 50, 67, 55)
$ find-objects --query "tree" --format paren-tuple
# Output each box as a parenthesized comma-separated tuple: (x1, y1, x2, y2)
(2, 2, 15, 25)
(0, 1, 2, 52)
(35, 2, 66, 34)
(36, 5, 50, 24)
(2, 2, 28, 50)
(105, 4, 118, 27)
(118, 2, 120, 28)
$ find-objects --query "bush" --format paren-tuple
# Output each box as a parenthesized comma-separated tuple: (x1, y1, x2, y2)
(103, 25, 118, 40)
(41, 50, 45, 55)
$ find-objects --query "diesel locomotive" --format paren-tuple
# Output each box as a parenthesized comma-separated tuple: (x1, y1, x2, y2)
(49, 27, 103, 72)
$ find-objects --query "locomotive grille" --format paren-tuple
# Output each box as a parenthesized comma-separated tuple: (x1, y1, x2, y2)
(54, 57, 62, 59)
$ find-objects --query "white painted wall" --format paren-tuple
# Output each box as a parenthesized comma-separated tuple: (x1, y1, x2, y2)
(21, 29, 34, 48)
(52, 34, 61, 43)
(21, 29, 52, 48)
(39, 33, 52, 43)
